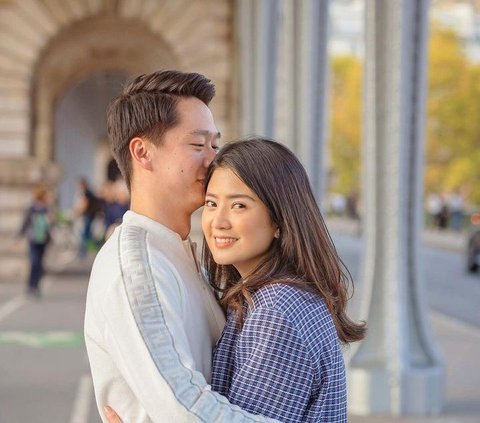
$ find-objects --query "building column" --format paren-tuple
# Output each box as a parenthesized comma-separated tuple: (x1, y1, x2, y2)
(235, 0, 279, 137)
(292, 0, 330, 202)
(276, 0, 330, 202)
(347, 0, 444, 416)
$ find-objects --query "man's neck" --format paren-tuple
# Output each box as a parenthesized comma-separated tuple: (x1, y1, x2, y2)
(130, 197, 192, 240)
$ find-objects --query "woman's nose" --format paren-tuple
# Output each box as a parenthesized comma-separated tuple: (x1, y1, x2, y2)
(212, 208, 231, 229)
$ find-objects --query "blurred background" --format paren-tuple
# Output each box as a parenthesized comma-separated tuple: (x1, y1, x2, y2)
(0, 0, 479, 422)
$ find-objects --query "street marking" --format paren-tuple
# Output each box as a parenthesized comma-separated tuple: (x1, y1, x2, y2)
(0, 296, 26, 322)
(69, 374, 93, 423)
(0, 331, 83, 348)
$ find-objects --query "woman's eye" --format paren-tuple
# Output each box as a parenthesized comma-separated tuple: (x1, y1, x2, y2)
(232, 203, 245, 209)
(191, 144, 204, 148)
(205, 200, 216, 207)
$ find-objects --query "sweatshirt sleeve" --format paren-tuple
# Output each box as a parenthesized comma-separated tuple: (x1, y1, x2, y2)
(94, 225, 280, 423)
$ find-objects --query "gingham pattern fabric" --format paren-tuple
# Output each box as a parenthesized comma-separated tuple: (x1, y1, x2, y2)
(212, 283, 347, 423)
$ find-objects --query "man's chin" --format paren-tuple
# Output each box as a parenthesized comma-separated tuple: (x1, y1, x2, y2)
(189, 197, 205, 213)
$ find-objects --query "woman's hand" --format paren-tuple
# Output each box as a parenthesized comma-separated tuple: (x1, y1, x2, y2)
(104, 406, 123, 423)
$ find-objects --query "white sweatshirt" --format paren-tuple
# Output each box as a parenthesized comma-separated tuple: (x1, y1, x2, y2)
(84, 211, 278, 422)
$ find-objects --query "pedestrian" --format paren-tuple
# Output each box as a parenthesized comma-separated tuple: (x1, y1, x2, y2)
(84, 70, 278, 422)
(436, 198, 450, 230)
(100, 179, 129, 240)
(346, 190, 359, 220)
(74, 177, 101, 258)
(19, 184, 53, 298)
(426, 193, 442, 228)
(449, 190, 465, 232)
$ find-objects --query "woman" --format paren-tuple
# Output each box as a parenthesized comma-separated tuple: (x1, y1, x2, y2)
(105, 138, 365, 422)
(201, 138, 365, 422)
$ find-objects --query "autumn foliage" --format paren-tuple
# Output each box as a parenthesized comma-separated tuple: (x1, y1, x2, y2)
(328, 26, 480, 205)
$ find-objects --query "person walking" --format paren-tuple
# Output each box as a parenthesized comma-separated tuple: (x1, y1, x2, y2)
(75, 177, 101, 258)
(19, 185, 52, 298)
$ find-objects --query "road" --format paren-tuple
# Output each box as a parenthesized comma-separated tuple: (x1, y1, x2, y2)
(332, 232, 480, 327)
(0, 268, 99, 423)
(0, 232, 478, 422)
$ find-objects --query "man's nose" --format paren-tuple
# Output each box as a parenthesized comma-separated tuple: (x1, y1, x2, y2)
(204, 145, 217, 167)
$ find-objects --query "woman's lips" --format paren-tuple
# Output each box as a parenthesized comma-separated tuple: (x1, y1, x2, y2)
(213, 236, 238, 248)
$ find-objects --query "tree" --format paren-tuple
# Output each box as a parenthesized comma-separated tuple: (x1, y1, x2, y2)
(328, 55, 362, 196)
(426, 26, 480, 204)
(328, 26, 480, 206)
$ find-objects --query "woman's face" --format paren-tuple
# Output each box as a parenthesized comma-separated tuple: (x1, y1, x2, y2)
(202, 167, 278, 278)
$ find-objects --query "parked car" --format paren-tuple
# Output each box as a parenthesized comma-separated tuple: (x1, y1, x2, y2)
(467, 212, 480, 273)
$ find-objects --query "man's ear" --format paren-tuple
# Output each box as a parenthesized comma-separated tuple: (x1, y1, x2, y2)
(129, 137, 153, 170)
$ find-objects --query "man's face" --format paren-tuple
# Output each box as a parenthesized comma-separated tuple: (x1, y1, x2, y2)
(149, 97, 220, 214)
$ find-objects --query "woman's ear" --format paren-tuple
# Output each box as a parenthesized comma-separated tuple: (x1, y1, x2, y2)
(274, 228, 280, 239)
(129, 137, 152, 170)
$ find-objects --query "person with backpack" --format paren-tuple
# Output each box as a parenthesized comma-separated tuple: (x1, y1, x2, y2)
(19, 185, 52, 298)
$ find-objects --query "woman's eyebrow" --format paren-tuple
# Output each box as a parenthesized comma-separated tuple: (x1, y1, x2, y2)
(205, 192, 256, 201)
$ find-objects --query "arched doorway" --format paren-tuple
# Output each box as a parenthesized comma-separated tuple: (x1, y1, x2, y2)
(54, 71, 128, 210)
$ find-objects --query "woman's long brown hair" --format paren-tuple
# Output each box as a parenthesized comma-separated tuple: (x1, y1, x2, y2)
(202, 138, 366, 344)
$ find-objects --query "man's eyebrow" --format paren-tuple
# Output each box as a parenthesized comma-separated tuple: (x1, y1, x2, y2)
(205, 192, 256, 201)
(190, 129, 221, 139)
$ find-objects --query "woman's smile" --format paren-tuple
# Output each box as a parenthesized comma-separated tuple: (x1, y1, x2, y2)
(213, 236, 239, 248)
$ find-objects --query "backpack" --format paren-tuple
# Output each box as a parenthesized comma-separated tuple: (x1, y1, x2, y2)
(30, 211, 50, 244)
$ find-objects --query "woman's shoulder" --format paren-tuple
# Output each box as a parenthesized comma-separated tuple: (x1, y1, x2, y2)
(250, 283, 339, 353)
(252, 283, 329, 323)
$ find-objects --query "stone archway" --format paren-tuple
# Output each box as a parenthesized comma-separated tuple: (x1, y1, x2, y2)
(32, 15, 178, 163)
(0, 0, 233, 161)
(0, 0, 233, 278)
(53, 70, 130, 210)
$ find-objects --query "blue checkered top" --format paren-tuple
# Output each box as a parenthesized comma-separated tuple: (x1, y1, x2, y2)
(211, 283, 347, 423)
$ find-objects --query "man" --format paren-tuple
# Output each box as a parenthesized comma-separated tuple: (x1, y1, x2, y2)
(84, 70, 277, 422)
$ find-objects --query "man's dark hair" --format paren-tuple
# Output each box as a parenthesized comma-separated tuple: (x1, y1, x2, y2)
(106, 70, 216, 190)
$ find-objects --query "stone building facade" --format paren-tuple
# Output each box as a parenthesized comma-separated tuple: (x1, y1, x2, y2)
(0, 0, 235, 277)
(0, 0, 332, 277)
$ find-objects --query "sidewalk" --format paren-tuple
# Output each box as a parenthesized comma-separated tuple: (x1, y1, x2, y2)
(325, 216, 468, 253)
(348, 312, 480, 422)
(324, 217, 480, 422)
